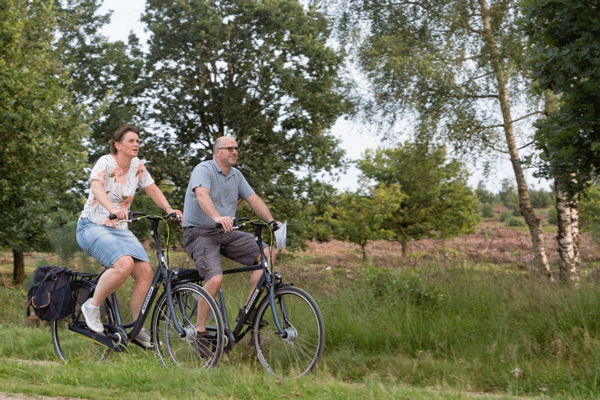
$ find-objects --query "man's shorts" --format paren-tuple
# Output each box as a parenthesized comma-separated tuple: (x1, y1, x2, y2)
(183, 226, 267, 282)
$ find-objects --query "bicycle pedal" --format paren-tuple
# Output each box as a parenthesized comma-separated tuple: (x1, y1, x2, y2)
(130, 338, 155, 350)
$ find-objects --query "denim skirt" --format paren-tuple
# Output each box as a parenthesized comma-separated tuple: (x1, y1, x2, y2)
(76, 217, 150, 267)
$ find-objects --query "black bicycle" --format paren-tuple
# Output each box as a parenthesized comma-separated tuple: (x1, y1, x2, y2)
(50, 212, 225, 368)
(207, 218, 325, 378)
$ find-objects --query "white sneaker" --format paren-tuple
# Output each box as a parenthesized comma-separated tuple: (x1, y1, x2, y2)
(132, 328, 153, 348)
(81, 299, 103, 333)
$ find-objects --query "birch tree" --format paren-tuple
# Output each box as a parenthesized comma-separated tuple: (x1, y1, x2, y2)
(322, 0, 552, 276)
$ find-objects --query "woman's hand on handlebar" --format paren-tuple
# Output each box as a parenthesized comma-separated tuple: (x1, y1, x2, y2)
(110, 209, 129, 221)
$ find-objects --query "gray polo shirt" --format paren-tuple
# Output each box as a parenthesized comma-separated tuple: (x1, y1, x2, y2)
(182, 159, 254, 228)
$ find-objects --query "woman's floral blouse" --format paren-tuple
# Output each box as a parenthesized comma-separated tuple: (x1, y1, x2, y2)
(80, 155, 154, 229)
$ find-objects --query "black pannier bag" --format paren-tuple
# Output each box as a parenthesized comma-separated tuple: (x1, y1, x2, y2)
(27, 266, 73, 321)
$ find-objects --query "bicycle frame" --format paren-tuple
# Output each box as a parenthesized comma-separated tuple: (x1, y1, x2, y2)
(196, 217, 325, 377)
(216, 220, 288, 345)
(68, 212, 190, 349)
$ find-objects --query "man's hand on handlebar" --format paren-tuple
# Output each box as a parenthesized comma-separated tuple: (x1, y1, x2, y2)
(168, 209, 184, 225)
(215, 216, 235, 232)
(215, 217, 280, 232)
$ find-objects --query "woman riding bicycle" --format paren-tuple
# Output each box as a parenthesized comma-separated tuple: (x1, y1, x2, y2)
(76, 124, 182, 346)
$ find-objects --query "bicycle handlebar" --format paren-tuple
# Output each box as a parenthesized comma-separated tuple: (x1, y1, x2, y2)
(109, 211, 181, 223)
(215, 217, 279, 231)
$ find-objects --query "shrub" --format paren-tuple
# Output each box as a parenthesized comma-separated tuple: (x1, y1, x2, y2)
(481, 203, 494, 218)
(505, 216, 526, 227)
(547, 206, 557, 225)
(366, 268, 442, 307)
(530, 188, 553, 209)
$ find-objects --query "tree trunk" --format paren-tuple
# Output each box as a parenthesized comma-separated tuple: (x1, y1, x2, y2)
(400, 239, 408, 257)
(478, 0, 552, 279)
(555, 180, 580, 285)
(13, 249, 26, 286)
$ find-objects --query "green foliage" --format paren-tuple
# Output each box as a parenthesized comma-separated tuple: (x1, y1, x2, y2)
(580, 184, 600, 234)
(523, 0, 600, 197)
(475, 181, 500, 206)
(529, 188, 553, 209)
(547, 206, 557, 225)
(481, 203, 494, 218)
(321, 185, 402, 259)
(0, 0, 89, 255)
(139, 0, 350, 246)
(357, 142, 481, 252)
(323, 0, 550, 269)
(505, 216, 526, 227)
(499, 209, 512, 223)
(46, 220, 82, 263)
(499, 179, 519, 213)
(324, 0, 537, 159)
(55, 0, 146, 165)
(366, 268, 442, 307)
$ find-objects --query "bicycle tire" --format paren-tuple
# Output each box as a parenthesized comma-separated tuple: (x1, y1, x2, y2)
(253, 286, 325, 378)
(51, 293, 115, 363)
(151, 283, 224, 368)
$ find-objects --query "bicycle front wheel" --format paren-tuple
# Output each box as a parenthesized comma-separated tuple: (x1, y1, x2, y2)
(253, 286, 325, 378)
(51, 296, 115, 362)
(151, 283, 224, 368)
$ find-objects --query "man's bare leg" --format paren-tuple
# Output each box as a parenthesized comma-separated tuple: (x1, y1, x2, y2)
(196, 274, 223, 332)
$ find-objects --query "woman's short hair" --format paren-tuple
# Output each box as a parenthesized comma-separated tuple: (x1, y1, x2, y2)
(109, 124, 140, 154)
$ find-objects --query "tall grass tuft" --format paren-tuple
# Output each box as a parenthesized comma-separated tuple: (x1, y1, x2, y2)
(320, 260, 600, 397)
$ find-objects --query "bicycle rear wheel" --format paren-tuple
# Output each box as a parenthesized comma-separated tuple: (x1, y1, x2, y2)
(253, 286, 325, 378)
(51, 279, 115, 362)
(151, 283, 224, 368)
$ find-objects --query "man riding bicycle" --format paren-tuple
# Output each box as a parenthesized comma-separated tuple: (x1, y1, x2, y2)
(182, 136, 280, 352)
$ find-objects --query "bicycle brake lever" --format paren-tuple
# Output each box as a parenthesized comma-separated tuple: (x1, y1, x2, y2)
(166, 212, 180, 221)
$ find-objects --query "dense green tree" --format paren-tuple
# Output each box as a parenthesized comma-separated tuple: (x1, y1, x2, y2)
(529, 188, 553, 209)
(322, 185, 403, 260)
(357, 142, 480, 255)
(474, 181, 499, 207)
(323, 0, 552, 274)
(140, 0, 350, 241)
(579, 185, 600, 234)
(499, 178, 520, 215)
(522, 0, 600, 283)
(0, 0, 88, 284)
(54, 0, 146, 164)
(523, 0, 600, 197)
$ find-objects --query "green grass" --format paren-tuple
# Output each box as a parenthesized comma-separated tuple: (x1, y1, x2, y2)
(3, 250, 600, 399)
